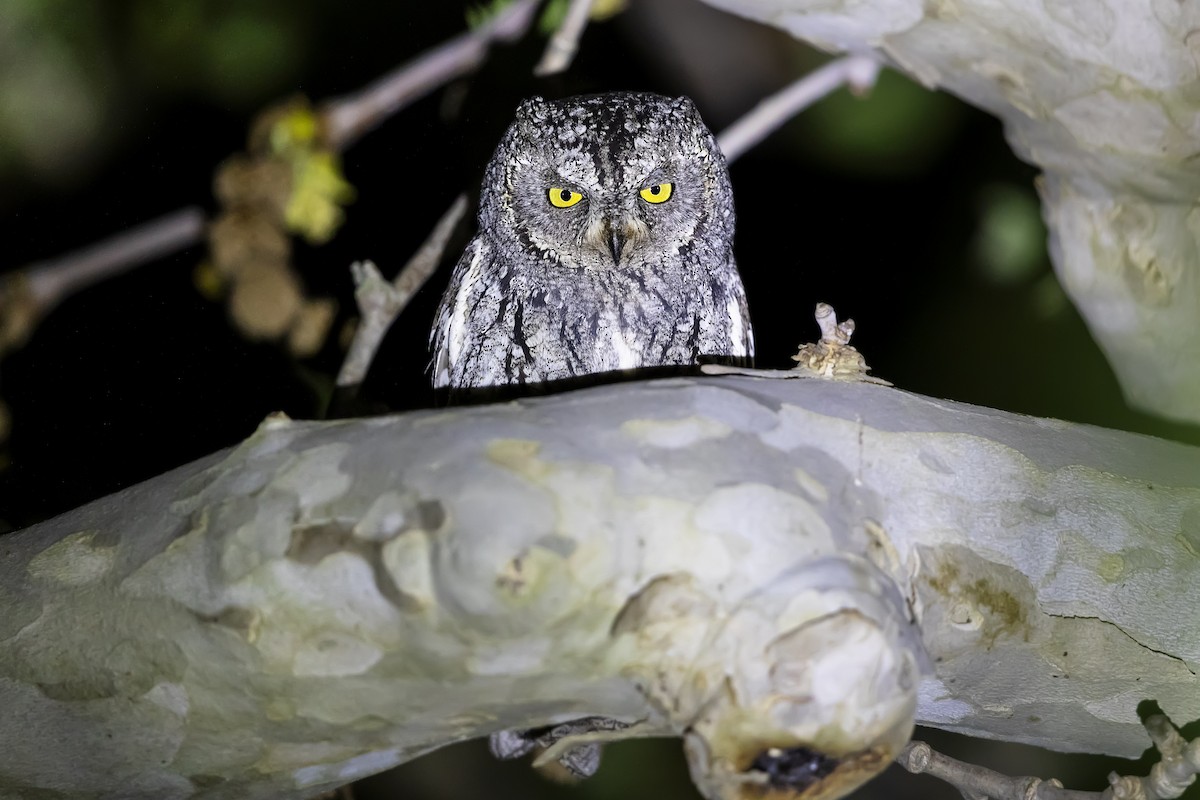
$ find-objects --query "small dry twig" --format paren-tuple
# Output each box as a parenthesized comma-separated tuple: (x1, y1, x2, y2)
(702, 303, 889, 384)
(323, 0, 542, 149)
(717, 54, 881, 163)
(8, 27, 877, 371)
(789, 301, 880, 381)
(5, 3, 542, 356)
(898, 714, 1199, 800)
(534, 0, 594, 76)
(336, 194, 469, 388)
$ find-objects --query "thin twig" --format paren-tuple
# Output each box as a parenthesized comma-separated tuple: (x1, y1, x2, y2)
(323, 0, 543, 150)
(717, 55, 882, 164)
(1122, 715, 1200, 800)
(22, 207, 207, 307)
(336, 194, 469, 388)
(2, 207, 207, 353)
(7, 2, 541, 353)
(899, 716, 1199, 800)
(534, 0, 594, 76)
(392, 194, 470, 302)
(11, 16, 869, 365)
(898, 741, 1094, 800)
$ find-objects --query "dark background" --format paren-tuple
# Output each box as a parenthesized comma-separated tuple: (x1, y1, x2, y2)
(1, 1, 1194, 798)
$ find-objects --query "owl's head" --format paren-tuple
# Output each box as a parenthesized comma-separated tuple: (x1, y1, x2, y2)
(480, 92, 734, 271)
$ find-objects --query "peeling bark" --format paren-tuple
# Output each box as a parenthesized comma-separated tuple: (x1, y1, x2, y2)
(701, 0, 1200, 424)
(1, 376, 1197, 799)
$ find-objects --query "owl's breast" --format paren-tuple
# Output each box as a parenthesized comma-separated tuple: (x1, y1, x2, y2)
(514, 262, 718, 377)
(437, 241, 749, 389)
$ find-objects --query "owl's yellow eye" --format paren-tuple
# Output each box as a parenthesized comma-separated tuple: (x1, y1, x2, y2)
(639, 183, 673, 204)
(548, 187, 584, 208)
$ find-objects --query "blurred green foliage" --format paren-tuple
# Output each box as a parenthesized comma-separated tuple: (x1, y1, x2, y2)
(0, 0, 307, 194)
(537, 0, 572, 34)
(0, 1, 112, 187)
(466, 0, 517, 31)
(797, 68, 966, 176)
(467, 0, 627, 36)
(130, 0, 305, 104)
(972, 182, 1048, 286)
(1030, 272, 1069, 319)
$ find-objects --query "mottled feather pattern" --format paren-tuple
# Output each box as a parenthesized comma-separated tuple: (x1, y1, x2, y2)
(432, 92, 753, 389)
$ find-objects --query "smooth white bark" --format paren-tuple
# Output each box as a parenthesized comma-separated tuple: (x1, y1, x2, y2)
(701, 0, 1200, 424)
(1, 376, 1196, 799)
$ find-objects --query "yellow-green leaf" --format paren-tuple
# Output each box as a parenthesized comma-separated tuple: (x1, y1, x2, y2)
(285, 151, 355, 244)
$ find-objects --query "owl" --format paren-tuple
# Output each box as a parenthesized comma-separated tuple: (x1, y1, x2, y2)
(431, 92, 753, 390)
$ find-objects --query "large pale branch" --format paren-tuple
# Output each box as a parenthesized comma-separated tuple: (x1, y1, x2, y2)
(1, 376, 1197, 799)
(699, 0, 1200, 424)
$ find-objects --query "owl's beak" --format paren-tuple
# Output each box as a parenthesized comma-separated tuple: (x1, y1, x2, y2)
(586, 216, 640, 266)
(608, 229, 627, 265)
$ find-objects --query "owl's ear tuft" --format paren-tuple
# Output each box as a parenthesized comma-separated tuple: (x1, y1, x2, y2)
(670, 95, 700, 118)
(517, 96, 549, 120)
(514, 96, 549, 140)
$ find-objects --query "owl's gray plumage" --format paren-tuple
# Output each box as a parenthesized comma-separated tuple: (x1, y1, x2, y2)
(431, 92, 753, 390)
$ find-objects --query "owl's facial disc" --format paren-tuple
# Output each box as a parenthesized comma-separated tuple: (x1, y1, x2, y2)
(498, 92, 730, 271)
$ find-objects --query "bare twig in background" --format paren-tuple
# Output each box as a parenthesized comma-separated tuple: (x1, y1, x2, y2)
(4, 3, 541, 356)
(898, 715, 1199, 800)
(337, 194, 469, 388)
(208, 1, 542, 358)
(5, 15, 875, 368)
(323, 0, 543, 149)
(717, 55, 881, 163)
(1, 207, 206, 355)
(23, 207, 207, 307)
(534, 0, 594, 76)
(390, 194, 470, 303)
